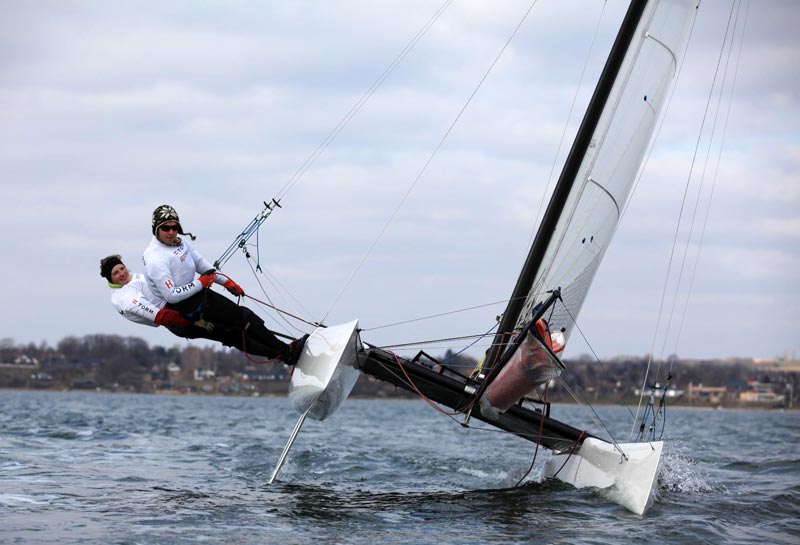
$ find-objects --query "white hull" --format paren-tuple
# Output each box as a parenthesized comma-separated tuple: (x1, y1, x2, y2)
(544, 438, 663, 515)
(289, 320, 362, 421)
(269, 321, 362, 483)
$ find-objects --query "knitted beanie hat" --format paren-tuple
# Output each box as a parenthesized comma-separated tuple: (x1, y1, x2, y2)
(100, 254, 123, 282)
(151, 204, 183, 235)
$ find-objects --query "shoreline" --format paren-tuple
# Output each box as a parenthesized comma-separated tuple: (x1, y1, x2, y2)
(3, 386, 795, 411)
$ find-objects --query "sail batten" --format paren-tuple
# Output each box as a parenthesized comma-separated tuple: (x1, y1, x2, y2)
(484, 0, 698, 384)
(483, 0, 650, 379)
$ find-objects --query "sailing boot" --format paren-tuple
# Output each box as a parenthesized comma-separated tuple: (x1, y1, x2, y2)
(284, 334, 310, 366)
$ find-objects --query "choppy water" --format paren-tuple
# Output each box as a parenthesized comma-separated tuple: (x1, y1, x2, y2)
(1, 390, 798, 544)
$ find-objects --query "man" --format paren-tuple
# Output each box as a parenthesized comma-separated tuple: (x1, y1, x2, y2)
(100, 254, 283, 358)
(141, 205, 305, 364)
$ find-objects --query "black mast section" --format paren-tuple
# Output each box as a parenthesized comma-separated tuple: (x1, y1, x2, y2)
(482, 0, 649, 383)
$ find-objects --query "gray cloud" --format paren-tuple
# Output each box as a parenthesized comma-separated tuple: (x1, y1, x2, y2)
(0, 0, 796, 360)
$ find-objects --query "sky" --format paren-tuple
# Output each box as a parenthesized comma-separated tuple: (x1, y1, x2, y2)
(0, 0, 797, 361)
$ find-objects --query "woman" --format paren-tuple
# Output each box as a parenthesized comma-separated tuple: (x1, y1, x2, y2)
(100, 254, 282, 358)
(141, 205, 304, 364)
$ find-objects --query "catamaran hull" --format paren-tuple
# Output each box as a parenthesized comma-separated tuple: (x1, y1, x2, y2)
(544, 438, 663, 515)
(279, 333, 663, 514)
(289, 320, 362, 421)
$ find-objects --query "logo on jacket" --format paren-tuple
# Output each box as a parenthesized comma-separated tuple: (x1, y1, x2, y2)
(165, 279, 174, 289)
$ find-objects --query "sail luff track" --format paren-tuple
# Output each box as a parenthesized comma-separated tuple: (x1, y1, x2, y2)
(483, 0, 650, 385)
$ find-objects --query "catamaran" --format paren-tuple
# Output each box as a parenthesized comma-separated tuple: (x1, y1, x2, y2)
(219, 0, 705, 514)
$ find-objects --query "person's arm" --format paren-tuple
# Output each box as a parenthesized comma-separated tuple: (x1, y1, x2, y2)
(113, 291, 192, 328)
(188, 243, 244, 296)
(111, 287, 162, 327)
(154, 308, 192, 327)
(187, 243, 226, 285)
(145, 258, 204, 304)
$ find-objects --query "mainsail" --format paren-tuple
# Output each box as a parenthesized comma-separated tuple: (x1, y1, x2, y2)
(483, 0, 698, 386)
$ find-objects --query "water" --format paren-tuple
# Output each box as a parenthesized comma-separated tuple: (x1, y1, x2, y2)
(1, 391, 798, 544)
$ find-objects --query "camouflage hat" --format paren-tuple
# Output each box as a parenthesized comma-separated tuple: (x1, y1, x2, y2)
(151, 204, 183, 235)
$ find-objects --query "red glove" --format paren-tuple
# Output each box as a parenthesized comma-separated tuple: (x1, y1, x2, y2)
(154, 308, 192, 327)
(198, 272, 216, 288)
(223, 279, 244, 297)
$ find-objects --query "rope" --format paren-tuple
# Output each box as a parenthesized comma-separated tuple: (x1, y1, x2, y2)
(375, 350, 579, 446)
(653, 0, 739, 367)
(242, 255, 315, 335)
(273, 0, 456, 202)
(666, 0, 749, 365)
(388, 350, 476, 417)
(238, 329, 284, 366)
(560, 303, 636, 423)
(631, 1, 739, 440)
(555, 377, 625, 459)
(548, 431, 586, 481)
(513, 383, 548, 487)
(378, 332, 500, 350)
(382, 350, 580, 452)
(642, 1, 750, 440)
(192, 271, 291, 364)
(361, 298, 518, 332)
(244, 293, 319, 329)
(321, 0, 543, 324)
(214, 200, 282, 270)
(214, 2, 456, 311)
(441, 321, 499, 366)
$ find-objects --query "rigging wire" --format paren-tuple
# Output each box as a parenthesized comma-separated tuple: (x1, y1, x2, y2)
(273, 0, 456, 202)
(656, 0, 744, 365)
(667, 0, 749, 368)
(387, 343, 492, 353)
(242, 257, 316, 334)
(374, 354, 582, 444)
(321, 0, 543, 324)
(632, 1, 740, 440)
(556, 377, 626, 457)
(214, 200, 282, 271)
(387, 350, 476, 417)
(378, 349, 584, 454)
(239, 247, 321, 328)
(378, 333, 497, 350)
(361, 297, 521, 332)
(560, 303, 637, 422)
(441, 321, 499, 366)
(639, 1, 751, 439)
(512, 383, 549, 487)
(510, 297, 628, 455)
(213, 1, 456, 316)
(259, 264, 320, 327)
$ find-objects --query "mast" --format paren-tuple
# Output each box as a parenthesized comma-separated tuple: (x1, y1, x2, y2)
(482, 0, 649, 382)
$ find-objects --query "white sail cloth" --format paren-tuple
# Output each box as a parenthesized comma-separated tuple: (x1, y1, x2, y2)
(515, 0, 698, 346)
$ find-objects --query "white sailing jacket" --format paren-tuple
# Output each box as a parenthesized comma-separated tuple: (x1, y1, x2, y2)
(110, 273, 166, 327)
(142, 236, 224, 304)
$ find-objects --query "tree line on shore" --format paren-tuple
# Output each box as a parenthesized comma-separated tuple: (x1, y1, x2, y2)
(0, 334, 795, 406)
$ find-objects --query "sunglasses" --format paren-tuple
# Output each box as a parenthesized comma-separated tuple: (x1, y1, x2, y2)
(159, 224, 179, 232)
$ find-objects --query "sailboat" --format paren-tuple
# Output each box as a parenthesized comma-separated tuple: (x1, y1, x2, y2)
(265, 0, 699, 515)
